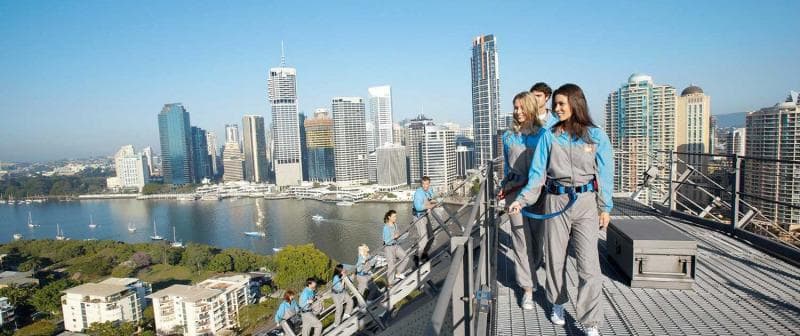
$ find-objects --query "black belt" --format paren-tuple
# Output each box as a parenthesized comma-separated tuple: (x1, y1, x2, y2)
(384, 242, 396, 246)
(356, 271, 370, 276)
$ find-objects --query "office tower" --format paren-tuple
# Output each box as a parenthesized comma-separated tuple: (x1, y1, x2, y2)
(605, 74, 677, 201)
(744, 92, 800, 230)
(299, 113, 309, 181)
(148, 275, 252, 336)
(206, 131, 219, 178)
(377, 143, 408, 188)
(725, 128, 746, 156)
(422, 126, 457, 191)
(269, 62, 303, 186)
(369, 85, 394, 147)
(190, 127, 212, 182)
(393, 123, 405, 145)
(304, 108, 335, 181)
(676, 85, 712, 167)
(142, 146, 155, 177)
(225, 124, 240, 144)
(332, 97, 369, 184)
(368, 152, 378, 183)
(471, 34, 501, 168)
(456, 145, 475, 178)
(407, 114, 435, 184)
(222, 142, 244, 182)
(158, 103, 193, 185)
(109, 145, 149, 192)
(241, 115, 268, 183)
(366, 122, 376, 154)
(62, 278, 151, 332)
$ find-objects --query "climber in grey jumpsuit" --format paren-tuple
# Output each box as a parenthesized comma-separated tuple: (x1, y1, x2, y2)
(509, 84, 614, 336)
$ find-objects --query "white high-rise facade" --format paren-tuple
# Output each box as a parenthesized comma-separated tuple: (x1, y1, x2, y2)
(109, 145, 149, 192)
(225, 124, 240, 144)
(369, 85, 394, 147)
(62, 278, 152, 332)
(206, 131, 219, 177)
(222, 142, 244, 182)
(422, 126, 457, 191)
(471, 34, 501, 168)
(269, 64, 303, 186)
(242, 115, 268, 183)
(377, 143, 407, 189)
(332, 97, 369, 184)
(606, 74, 676, 201)
(142, 146, 155, 176)
(407, 115, 435, 184)
(725, 128, 746, 157)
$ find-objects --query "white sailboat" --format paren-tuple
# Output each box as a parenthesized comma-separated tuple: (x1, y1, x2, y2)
(27, 212, 40, 228)
(88, 215, 97, 229)
(170, 226, 184, 248)
(13, 233, 23, 240)
(150, 220, 163, 240)
(127, 222, 136, 233)
(55, 223, 66, 241)
(243, 231, 266, 238)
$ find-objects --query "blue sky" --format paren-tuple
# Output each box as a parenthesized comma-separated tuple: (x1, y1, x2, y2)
(1, 0, 798, 162)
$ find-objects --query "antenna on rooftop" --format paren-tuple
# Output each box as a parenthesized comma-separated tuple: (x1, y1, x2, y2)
(280, 41, 286, 67)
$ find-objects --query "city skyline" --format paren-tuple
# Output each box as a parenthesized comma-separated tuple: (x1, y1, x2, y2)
(1, 1, 799, 161)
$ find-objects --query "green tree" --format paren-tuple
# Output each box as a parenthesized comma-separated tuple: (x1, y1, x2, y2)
(273, 244, 332, 289)
(111, 264, 136, 278)
(181, 243, 215, 271)
(223, 248, 262, 273)
(18, 257, 47, 272)
(86, 321, 137, 336)
(14, 320, 57, 336)
(207, 253, 234, 273)
(31, 278, 77, 315)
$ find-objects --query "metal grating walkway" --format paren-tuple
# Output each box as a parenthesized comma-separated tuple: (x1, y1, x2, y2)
(494, 198, 800, 335)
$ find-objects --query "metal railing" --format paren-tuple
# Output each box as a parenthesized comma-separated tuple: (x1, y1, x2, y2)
(428, 158, 499, 336)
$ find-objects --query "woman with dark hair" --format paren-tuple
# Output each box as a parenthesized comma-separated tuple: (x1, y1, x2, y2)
(509, 84, 614, 336)
(331, 263, 353, 327)
(382, 209, 408, 286)
(275, 289, 300, 333)
(498, 91, 545, 311)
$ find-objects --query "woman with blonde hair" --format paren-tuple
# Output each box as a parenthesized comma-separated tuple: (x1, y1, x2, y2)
(355, 244, 376, 296)
(498, 91, 548, 310)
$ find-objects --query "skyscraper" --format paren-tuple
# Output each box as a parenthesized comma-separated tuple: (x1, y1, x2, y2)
(225, 124, 240, 144)
(158, 103, 192, 185)
(369, 85, 394, 147)
(366, 122, 376, 154)
(422, 126, 457, 191)
(304, 108, 335, 181)
(605, 74, 677, 200)
(299, 113, 309, 181)
(725, 128, 746, 157)
(332, 97, 368, 184)
(268, 62, 302, 186)
(242, 115, 268, 183)
(744, 92, 800, 230)
(456, 145, 475, 178)
(206, 131, 219, 178)
(191, 127, 212, 182)
(222, 142, 244, 182)
(676, 85, 712, 166)
(109, 145, 150, 191)
(377, 143, 407, 189)
(142, 146, 155, 177)
(471, 34, 501, 168)
(407, 115, 434, 184)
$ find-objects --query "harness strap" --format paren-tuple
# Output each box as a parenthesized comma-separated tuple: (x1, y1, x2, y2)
(520, 179, 595, 220)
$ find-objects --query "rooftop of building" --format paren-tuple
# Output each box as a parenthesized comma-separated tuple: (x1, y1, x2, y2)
(98, 277, 142, 287)
(146, 284, 220, 303)
(681, 85, 704, 96)
(63, 283, 130, 298)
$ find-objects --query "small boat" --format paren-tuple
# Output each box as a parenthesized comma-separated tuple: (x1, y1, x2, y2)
(150, 220, 163, 240)
(13, 233, 23, 240)
(272, 247, 283, 252)
(200, 194, 220, 201)
(171, 226, 184, 248)
(243, 231, 266, 238)
(127, 222, 136, 233)
(336, 201, 354, 207)
(27, 212, 40, 228)
(88, 215, 97, 229)
(55, 224, 67, 241)
(311, 214, 324, 221)
(177, 194, 197, 201)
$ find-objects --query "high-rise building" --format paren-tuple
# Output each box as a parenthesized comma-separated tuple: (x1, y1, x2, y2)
(332, 97, 369, 184)
(206, 131, 219, 178)
(62, 278, 152, 332)
(407, 115, 434, 184)
(605, 74, 677, 201)
(299, 113, 309, 181)
(142, 146, 155, 177)
(108, 145, 150, 192)
(269, 64, 303, 186)
(725, 128, 746, 156)
(148, 274, 252, 336)
(377, 143, 407, 189)
(392, 123, 405, 145)
(225, 124, 240, 144)
(158, 103, 193, 185)
(676, 85, 712, 167)
(222, 142, 244, 182)
(456, 145, 475, 178)
(242, 115, 268, 183)
(191, 127, 212, 182)
(471, 34, 501, 168)
(369, 85, 394, 147)
(744, 92, 800, 230)
(368, 152, 378, 183)
(422, 126, 457, 191)
(366, 122, 376, 154)
(304, 108, 336, 181)
(0, 297, 14, 327)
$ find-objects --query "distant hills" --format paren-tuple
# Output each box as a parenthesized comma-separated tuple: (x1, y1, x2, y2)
(714, 112, 747, 128)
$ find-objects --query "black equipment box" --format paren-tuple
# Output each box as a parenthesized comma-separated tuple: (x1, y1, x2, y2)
(606, 217, 697, 290)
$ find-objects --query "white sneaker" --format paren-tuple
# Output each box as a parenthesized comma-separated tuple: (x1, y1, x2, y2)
(343, 313, 351, 319)
(550, 304, 565, 325)
(521, 292, 534, 310)
(586, 326, 600, 336)
(395, 273, 406, 280)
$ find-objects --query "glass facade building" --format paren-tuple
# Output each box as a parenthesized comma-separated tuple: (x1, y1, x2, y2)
(158, 103, 192, 185)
